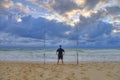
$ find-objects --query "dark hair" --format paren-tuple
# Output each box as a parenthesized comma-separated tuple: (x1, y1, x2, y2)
(59, 45, 62, 48)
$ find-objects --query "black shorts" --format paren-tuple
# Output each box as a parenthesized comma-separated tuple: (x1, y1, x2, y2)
(58, 55, 63, 59)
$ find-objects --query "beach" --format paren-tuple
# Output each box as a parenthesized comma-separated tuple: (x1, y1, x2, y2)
(0, 61, 120, 80)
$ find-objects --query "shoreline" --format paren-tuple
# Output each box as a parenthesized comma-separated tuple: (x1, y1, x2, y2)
(0, 60, 120, 64)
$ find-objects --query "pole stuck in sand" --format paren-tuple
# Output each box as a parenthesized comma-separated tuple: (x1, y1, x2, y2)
(76, 39, 79, 64)
(44, 53, 45, 64)
(43, 32, 46, 64)
(43, 25, 46, 64)
(76, 25, 79, 64)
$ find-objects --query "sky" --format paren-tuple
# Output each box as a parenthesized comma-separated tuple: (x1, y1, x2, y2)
(0, 0, 120, 48)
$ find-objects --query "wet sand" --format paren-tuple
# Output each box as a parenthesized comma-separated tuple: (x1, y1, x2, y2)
(0, 61, 120, 80)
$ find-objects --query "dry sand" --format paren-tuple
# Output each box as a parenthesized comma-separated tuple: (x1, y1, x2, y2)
(0, 61, 120, 80)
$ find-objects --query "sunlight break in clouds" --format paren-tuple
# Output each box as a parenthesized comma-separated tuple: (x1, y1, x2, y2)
(16, 17, 22, 22)
(26, 0, 112, 27)
(0, 0, 13, 9)
(15, 2, 30, 14)
(112, 29, 120, 33)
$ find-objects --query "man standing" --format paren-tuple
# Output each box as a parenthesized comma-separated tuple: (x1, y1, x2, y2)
(56, 45, 65, 64)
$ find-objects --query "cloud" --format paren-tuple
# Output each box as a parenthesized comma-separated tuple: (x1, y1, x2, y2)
(66, 8, 119, 48)
(0, 0, 30, 18)
(0, 32, 44, 47)
(108, 0, 120, 7)
(6, 2, 30, 16)
(26, 0, 109, 26)
(0, 15, 71, 39)
(14, 2, 30, 14)
(0, 13, 120, 48)
(0, 1, 30, 31)
(0, 0, 13, 9)
(1, 0, 120, 48)
(26, 0, 118, 23)
(51, 0, 79, 14)
(0, 15, 73, 47)
(85, 0, 100, 9)
(26, 0, 80, 26)
(69, 20, 113, 40)
(106, 6, 120, 15)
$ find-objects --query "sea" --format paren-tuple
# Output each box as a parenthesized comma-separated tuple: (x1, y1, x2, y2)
(0, 48, 120, 62)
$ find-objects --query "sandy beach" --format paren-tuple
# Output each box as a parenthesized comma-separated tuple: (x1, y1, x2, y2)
(0, 61, 120, 80)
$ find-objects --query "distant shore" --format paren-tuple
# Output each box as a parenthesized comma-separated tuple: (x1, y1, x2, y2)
(0, 61, 120, 80)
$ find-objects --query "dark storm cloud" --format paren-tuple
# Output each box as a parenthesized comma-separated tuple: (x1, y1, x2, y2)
(51, 0, 79, 14)
(106, 6, 120, 15)
(0, 15, 71, 40)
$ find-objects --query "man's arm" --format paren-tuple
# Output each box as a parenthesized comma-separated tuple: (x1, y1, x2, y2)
(56, 50, 58, 55)
(63, 49, 65, 55)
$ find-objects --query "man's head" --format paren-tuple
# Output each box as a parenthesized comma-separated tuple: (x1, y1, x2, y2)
(59, 45, 62, 48)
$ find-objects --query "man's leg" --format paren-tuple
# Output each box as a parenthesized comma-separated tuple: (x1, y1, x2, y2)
(61, 55, 64, 64)
(57, 55, 59, 64)
(57, 59, 59, 64)
(62, 59, 64, 64)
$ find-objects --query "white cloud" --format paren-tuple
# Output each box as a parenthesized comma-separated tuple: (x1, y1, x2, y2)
(0, 0, 31, 22)
(112, 29, 120, 33)
(73, 0, 86, 6)
(26, 0, 108, 26)
(15, 2, 30, 14)
(16, 17, 22, 22)
(0, 0, 13, 9)
(27, 0, 52, 10)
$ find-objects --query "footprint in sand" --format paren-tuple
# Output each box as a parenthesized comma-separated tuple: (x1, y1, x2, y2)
(80, 71, 85, 75)
(39, 74, 43, 77)
(81, 77, 90, 80)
